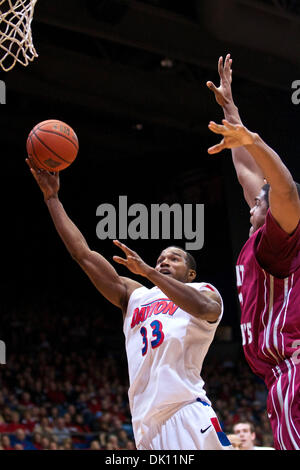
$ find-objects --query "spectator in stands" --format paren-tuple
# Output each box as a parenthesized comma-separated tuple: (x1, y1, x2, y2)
(1, 434, 13, 450)
(62, 437, 73, 450)
(14, 443, 24, 450)
(33, 416, 53, 437)
(124, 440, 136, 450)
(52, 417, 71, 445)
(22, 409, 37, 432)
(74, 413, 90, 433)
(106, 433, 119, 450)
(12, 429, 36, 450)
(117, 428, 131, 449)
(41, 436, 50, 450)
(233, 422, 275, 450)
(19, 392, 34, 409)
(31, 431, 43, 450)
(90, 440, 101, 450)
(49, 441, 58, 450)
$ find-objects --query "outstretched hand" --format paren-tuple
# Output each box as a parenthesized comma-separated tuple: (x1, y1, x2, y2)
(113, 240, 152, 277)
(26, 156, 60, 201)
(206, 54, 233, 107)
(207, 120, 256, 154)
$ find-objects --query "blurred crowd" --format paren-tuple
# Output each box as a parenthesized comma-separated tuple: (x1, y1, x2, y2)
(0, 294, 274, 450)
(0, 351, 135, 450)
(202, 357, 274, 448)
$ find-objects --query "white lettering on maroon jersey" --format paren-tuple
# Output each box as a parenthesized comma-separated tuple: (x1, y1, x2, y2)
(241, 322, 252, 346)
(236, 265, 245, 305)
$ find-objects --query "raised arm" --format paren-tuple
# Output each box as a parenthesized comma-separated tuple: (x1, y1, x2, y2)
(207, 54, 265, 208)
(113, 240, 222, 322)
(207, 121, 300, 234)
(26, 157, 142, 314)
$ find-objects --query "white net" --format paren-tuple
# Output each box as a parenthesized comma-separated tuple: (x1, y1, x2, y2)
(0, 0, 38, 72)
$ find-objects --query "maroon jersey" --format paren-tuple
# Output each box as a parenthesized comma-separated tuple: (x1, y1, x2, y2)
(236, 209, 300, 450)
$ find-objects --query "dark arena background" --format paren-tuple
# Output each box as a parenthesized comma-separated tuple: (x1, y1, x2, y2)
(0, 0, 299, 456)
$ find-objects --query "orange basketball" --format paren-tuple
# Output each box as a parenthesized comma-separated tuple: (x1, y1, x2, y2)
(26, 119, 79, 172)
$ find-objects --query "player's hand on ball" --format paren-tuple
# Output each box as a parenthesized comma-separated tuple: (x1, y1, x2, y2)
(207, 120, 256, 154)
(26, 156, 60, 201)
(113, 240, 152, 277)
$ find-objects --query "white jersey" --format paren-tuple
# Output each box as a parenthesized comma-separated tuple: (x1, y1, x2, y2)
(123, 282, 223, 446)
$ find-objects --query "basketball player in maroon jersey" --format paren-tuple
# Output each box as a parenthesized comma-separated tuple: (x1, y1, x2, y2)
(207, 54, 300, 450)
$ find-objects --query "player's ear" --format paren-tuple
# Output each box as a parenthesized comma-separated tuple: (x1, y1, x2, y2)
(188, 269, 196, 282)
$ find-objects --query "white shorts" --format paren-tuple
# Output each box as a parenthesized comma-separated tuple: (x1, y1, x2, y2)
(137, 399, 232, 450)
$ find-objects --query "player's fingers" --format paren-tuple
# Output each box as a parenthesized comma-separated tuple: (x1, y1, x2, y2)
(218, 56, 224, 77)
(26, 156, 39, 173)
(208, 121, 227, 135)
(113, 240, 136, 256)
(113, 239, 128, 251)
(127, 255, 139, 263)
(30, 161, 47, 178)
(26, 157, 39, 177)
(224, 53, 231, 73)
(29, 167, 38, 180)
(112, 256, 127, 266)
(25, 158, 36, 177)
(222, 119, 240, 131)
(28, 166, 42, 184)
(207, 141, 226, 155)
(206, 81, 219, 95)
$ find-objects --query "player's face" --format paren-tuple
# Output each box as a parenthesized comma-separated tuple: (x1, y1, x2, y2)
(155, 247, 194, 282)
(249, 188, 268, 237)
(233, 423, 255, 450)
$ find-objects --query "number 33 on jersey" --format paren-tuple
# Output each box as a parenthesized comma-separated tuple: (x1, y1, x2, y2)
(140, 320, 165, 356)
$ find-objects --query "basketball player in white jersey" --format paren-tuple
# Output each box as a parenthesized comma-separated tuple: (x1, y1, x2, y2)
(26, 156, 232, 450)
